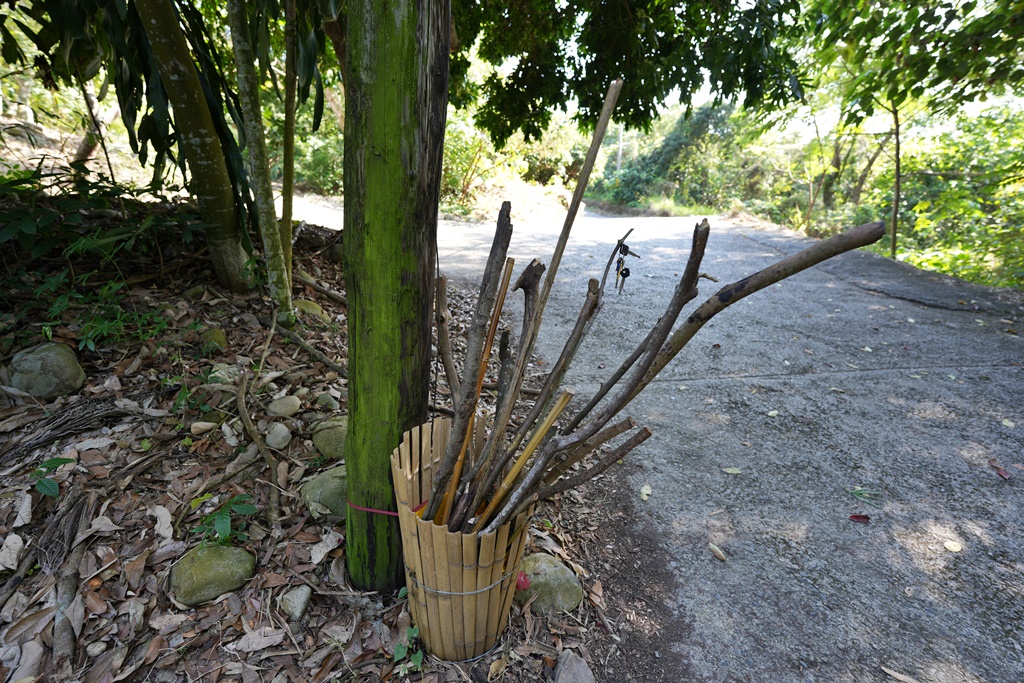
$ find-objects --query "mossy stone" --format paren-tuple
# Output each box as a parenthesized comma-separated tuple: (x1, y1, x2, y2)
(170, 545, 255, 606)
(9, 343, 86, 400)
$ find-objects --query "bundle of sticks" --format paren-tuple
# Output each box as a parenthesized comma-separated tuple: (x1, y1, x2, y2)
(419, 81, 885, 536)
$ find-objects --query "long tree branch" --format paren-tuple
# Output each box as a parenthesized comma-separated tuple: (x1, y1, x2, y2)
(629, 220, 886, 403)
(564, 220, 710, 449)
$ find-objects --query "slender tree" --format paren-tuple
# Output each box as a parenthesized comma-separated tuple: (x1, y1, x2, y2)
(343, 0, 450, 591)
(134, 0, 250, 292)
(226, 0, 293, 322)
(280, 0, 298, 286)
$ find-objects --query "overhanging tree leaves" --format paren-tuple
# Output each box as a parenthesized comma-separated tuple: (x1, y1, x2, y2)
(452, 0, 805, 145)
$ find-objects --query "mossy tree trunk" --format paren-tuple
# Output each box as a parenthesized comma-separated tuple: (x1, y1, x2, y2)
(344, 0, 450, 591)
(134, 0, 249, 292)
(226, 0, 293, 322)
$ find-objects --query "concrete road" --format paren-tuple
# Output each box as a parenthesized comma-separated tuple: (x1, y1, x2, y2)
(438, 208, 1024, 683)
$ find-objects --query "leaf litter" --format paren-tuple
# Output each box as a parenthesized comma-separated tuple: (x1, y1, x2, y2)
(0, 224, 626, 682)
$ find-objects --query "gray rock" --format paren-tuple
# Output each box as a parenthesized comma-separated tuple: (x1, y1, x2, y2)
(514, 553, 583, 614)
(301, 467, 347, 519)
(171, 545, 255, 606)
(315, 392, 340, 410)
(554, 651, 595, 683)
(209, 363, 241, 384)
(279, 585, 313, 621)
(9, 343, 85, 400)
(267, 395, 301, 417)
(312, 415, 348, 460)
(265, 423, 293, 450)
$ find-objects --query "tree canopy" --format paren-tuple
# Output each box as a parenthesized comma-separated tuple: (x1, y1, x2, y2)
(807, 0, 1024, 122)
(453, 0, 805, 145)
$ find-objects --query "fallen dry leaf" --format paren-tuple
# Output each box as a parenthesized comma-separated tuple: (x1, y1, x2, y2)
(849, 514, 871, 524)
(721, 467, 742, 475)
(1002, 418, 1015, 428)
(708, 543, 727, 561)
(639, 484, 652, 501)
(0, 533, 24, 570)
(310, 529, 343, 565)
(767, 410, 779, 417)
(231, 627, 285, 653)
(943, 540, 963, 553)
(880, 665, 923, 683)
(988, 458, 1011, 480)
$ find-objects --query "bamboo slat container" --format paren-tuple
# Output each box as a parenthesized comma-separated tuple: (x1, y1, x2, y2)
(391, 418, 532, 661)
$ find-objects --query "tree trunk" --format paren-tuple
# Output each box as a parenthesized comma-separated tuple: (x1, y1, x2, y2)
(344, 0, 450, 591)
(850, 129, 894, 205)
(134, 0, 249, 292)
(226, 0, 293, 320)
(890, 106, 901, 260)
(280, 0, 297, 286)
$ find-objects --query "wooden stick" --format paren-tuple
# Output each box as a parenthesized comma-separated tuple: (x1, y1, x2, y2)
(424, 203, 513, 521)
(512, 278, 600, 448)
(295, 271, 348, 306)
(629, 221, 886, 404)
(272, 322, 348, 377)
(544, 417, 636, 485)
(562, 220, 710, 448)
(473, 389, 573, 532)
(520, 430, 655, 516)
(440, 257, 516, 521)
(237, 373, 281, 534)
(448, 330, 513, 530)
(435, 276, 461, 400)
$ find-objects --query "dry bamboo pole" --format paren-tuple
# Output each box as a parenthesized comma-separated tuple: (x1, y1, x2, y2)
(436, 257, 515, 524)
(447, 331, 513, 531)
(481, 223, 709, 533)
(511, 278, 600, 448)
(476, 80, 622, 470)
(473, 389, 573, 531)
(424, 204, 514, 521)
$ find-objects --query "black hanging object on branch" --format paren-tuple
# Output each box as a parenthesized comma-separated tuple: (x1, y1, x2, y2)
(615, 243, 639, 293)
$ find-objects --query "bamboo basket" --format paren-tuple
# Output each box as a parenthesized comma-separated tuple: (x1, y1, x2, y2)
(391, 418, 532, 661)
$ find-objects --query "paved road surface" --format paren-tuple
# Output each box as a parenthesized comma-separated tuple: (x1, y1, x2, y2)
(437, 208, 1024, 683)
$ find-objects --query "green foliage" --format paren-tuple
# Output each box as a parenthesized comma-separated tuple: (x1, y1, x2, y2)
(440, 107, 496, 215)
(807, 0, 1024, 124)
(589, 98, 1024, 290)
(190, 494, 258, 546)
(454, 0, 805, 146)
(591, 104, 746, 208)
(392, 626, 423, 676)
(31, 457, 75, 498)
